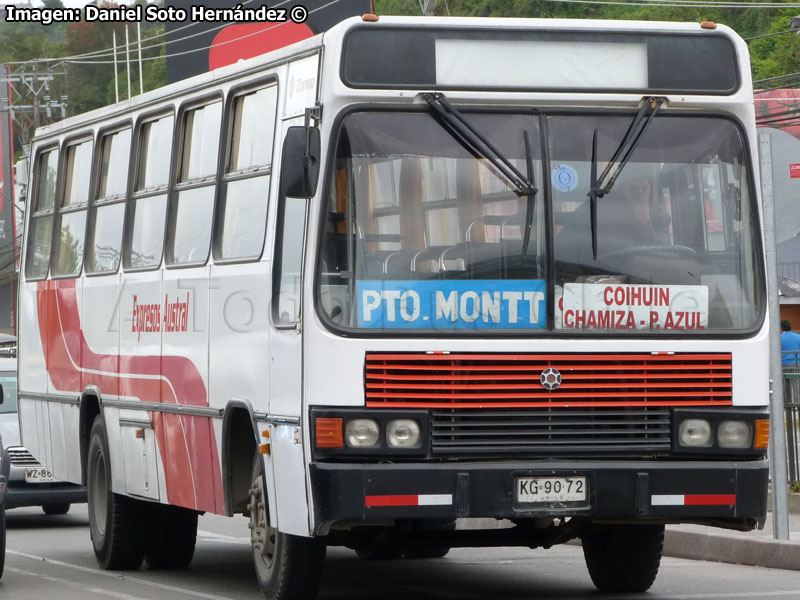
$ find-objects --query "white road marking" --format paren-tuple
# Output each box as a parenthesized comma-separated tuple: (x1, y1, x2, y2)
(6, 566, 151, 600)
(197, 529, 251, 545)
(7, 550, 238, 600)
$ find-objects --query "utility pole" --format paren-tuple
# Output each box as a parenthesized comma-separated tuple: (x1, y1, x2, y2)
(759, 130, 791, 540)
(1, 66, 68, 147)
(423, 0, 435, 16)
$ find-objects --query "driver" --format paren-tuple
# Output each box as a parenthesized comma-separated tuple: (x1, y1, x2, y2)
(557, 165, 670, 267)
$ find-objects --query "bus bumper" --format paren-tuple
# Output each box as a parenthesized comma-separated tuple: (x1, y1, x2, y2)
(309, 458, 768, 528)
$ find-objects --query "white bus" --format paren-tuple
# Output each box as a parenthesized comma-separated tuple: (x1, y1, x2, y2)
(18, 15, 769, 599)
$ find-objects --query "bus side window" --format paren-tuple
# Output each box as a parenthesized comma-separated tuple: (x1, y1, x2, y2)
(86, 127, 131, 274)
(125, 114, 174, 270)
(53, 138, 93, 277)
(25, 147, 59, 280)
(168, 101, 222, 266)
(214, 84, 277, 262)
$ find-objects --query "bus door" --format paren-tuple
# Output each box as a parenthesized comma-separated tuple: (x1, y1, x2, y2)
(265, 56, 319, 537)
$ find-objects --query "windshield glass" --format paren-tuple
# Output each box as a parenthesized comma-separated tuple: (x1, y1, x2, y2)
(551, 114, 761, 332)
(0, 371, 17, 413)
(316, 110, 763, 334)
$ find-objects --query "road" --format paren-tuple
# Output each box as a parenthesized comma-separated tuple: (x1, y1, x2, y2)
(4, 505, 800, 600)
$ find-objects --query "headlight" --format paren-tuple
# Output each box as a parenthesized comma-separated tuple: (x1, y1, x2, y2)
(386, 419, 421, 448)
(718, 420, 752, 448)
(345, 419, 379, 447)
(679, 419, 712, 447)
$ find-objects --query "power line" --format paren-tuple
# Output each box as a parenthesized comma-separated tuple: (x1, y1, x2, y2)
(9, 0, 264, 66)
(754, 71, 800, 86)
(58, 0, 343, 66)
(745, 28, 795, 41)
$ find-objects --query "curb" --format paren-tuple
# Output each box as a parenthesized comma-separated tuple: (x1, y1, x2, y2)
(663, 528, 800, 571)
(466, 494, 800, 571)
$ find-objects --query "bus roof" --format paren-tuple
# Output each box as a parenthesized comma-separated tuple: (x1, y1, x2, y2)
(32, 15, 744, 142)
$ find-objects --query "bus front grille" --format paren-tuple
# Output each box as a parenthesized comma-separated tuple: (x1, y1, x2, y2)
(430, 407, 671, 457)
(365, 352, 733, 409)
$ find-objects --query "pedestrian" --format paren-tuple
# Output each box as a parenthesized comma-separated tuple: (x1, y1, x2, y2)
(781, 320, 800, 367)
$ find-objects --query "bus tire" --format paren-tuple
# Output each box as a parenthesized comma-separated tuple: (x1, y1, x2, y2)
(144, 504, 198, 569)
(249, 454, 326, 600)
(581, 523, 664, 593)
(354, 546, 404, 560)
(42, 502, 71, 515)
(87, 414, 148, 570)
(406, 546, 450, 559)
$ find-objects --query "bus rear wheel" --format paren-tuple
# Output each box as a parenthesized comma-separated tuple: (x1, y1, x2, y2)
(87, 414, 148, 570)
(145, 504, 198, 569)
(248, 455, 326, 600)
(581, 523, 664, 593)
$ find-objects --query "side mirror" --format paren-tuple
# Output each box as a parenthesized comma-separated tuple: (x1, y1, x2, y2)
(281, 126, 321, 198)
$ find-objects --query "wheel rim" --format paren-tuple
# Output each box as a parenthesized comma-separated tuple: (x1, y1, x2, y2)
(89, 446, 108, 539)
(249, 467, 277, 577)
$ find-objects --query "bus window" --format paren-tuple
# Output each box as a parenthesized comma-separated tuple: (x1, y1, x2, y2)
(228, 86, 276, 172)
(53, 139, 92, 277)
(126, 114, 174, 269)
(272, 198, 307, 326)
(215, 85, 277, 261)
(169, 101, 222, 266)
(128, 194, 168, 269)
(136, 115, 173, 192)
(25, 148, 59, 280)
(87, 128, 131, 274)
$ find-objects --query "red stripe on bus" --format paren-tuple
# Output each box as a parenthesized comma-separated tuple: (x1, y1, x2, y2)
(684, 494, 736, 506)
(37, 280, 224, 514)
(365, 495, 419, 507)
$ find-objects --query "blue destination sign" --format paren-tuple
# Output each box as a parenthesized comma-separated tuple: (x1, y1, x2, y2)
(357, 280, 546, 329)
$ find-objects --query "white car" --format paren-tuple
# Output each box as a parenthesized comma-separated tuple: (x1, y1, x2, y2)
(0, 357, 86, 514)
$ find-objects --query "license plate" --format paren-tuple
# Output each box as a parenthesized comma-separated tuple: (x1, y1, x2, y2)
(25, 467, 57, 483)
(516, 476, 587, 504)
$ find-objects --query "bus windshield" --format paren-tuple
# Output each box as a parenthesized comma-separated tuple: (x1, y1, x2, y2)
(316, 109, 763, 335)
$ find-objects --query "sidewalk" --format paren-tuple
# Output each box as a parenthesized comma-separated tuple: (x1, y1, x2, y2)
(663, 493, 800, 570)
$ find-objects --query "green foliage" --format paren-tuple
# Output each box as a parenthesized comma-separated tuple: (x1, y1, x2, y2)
(65, 19, 166, 116)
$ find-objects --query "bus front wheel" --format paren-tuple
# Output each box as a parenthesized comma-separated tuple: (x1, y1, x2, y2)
(87, 414, 148, 570)
(248, 455, 326, 600)
(581, 523, 664, 593)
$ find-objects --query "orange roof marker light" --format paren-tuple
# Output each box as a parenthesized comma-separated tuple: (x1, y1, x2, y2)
(363, 0, 378, 21)
(700, 21, 717, 30)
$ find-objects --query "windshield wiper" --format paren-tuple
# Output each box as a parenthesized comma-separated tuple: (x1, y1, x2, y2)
(522, 129, 536, 257)
(422, 92, 538, 258)
(422, 92, 536, 197)
(588, 96, 665, 259)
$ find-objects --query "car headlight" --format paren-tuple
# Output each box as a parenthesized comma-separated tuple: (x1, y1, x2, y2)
(345, 419, 380, 447)
(386, 419, 421, 448)
(679, 419, 712, 447)
(718, 420, 752, 448)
